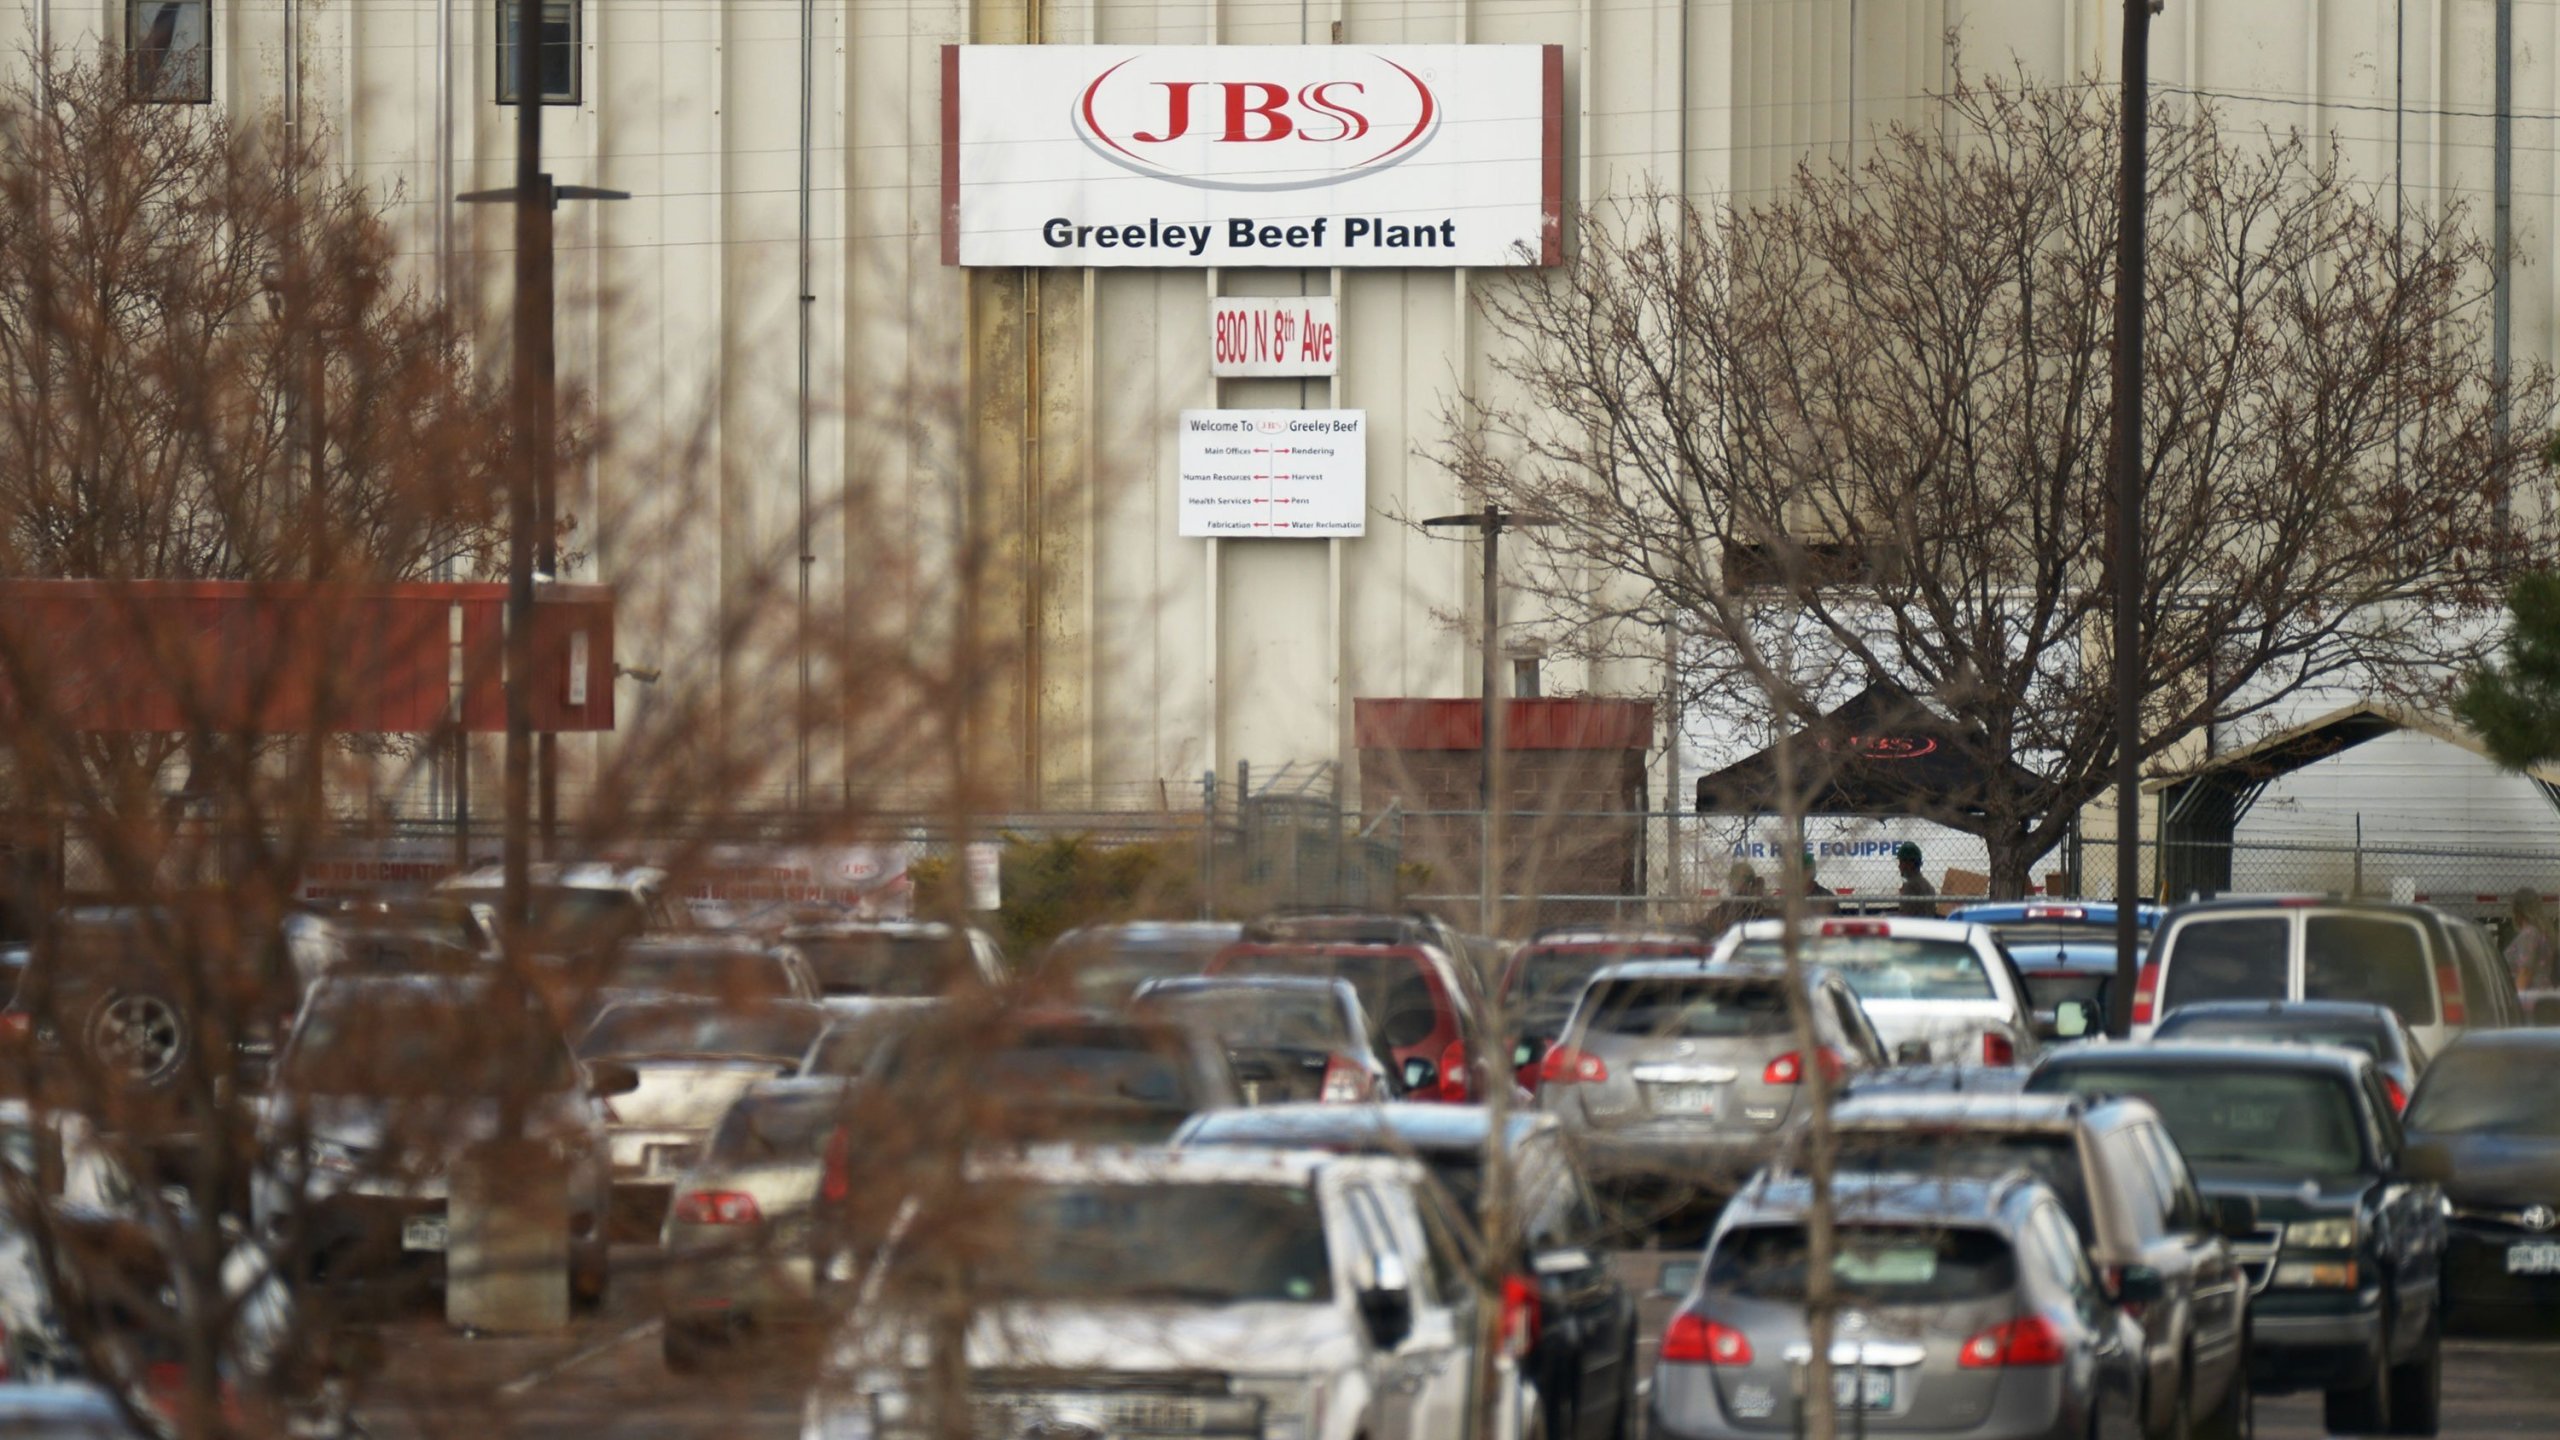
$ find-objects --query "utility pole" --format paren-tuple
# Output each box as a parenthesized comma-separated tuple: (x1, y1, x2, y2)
(1423, 505, 1552, 936)
(2108, 0, 2157, 1037)
(2494, 0, 2515, 525)
(462, 3, 625, 933)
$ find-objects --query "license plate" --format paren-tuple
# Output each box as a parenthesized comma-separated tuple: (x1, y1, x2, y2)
(402, 1215, 449, 1252)
(2506, 1243, 2560, 1275)
(1646, 1082, 1720, 1114)
(1831, 1369, 1894, 1410)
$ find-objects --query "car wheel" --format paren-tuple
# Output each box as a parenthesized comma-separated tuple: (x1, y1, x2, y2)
(2384, 1318, 2441, 1436)
(2196, 1357, 2251, 1440)
(2157, 1377, 2191, 1440)
(84, 988, 189, 1088)
(2322, 1348, 2393, 1436)
(1607, 1340, 1636, 1440)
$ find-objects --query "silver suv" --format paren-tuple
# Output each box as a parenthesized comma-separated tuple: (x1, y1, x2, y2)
(1537, 961, 1887, 1188)
(800, 1147, 1538, 1440)
(1707, 917, 2041, 1068)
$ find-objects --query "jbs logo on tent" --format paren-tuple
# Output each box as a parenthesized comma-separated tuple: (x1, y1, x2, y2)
(944, 45, 1561, 268)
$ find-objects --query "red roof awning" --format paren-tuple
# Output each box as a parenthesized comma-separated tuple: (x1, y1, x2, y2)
(1354, 697, 1654, 751)
(0, 580, 613, 734)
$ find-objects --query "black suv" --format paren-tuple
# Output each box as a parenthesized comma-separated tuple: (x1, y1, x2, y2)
(2028, 1041, 2445, 1436)
(1815, 1091, 2255, 1439)
(1172, 1103, 1639, 1440)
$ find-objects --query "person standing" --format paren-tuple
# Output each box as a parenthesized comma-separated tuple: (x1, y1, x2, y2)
(1896, 843, 1938, 917)
(2507, 888, 2555, 991)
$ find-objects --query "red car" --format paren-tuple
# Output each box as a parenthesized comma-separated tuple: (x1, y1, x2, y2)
(1206, 915, 1488, 1103)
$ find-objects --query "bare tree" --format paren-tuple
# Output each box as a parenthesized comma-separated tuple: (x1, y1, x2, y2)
(1450, 72, 2557, 894)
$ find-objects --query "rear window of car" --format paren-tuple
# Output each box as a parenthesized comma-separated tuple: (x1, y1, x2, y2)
(2302, 916, 2435, 1026)
(1216, 949, 1443, 1047)
(1142, 989, 1352, 1051)
(605, 947, 792, 999)
(2150, 1013, 2388, 1061)
(1828, 1131, 2091, 1238)
(1730, 937, 1993, 1002)
(890, 1025, 1200, 1108)
(2404, 1045, 2560, 1137)
(579, 1004, 823, 1062)
(1579, 978, 1789, 1041)
(1708, 1223, 2017, 1304)
(791, 933, 972, 998)
(2160, 917, 2289, 1011)
(707, 1088, 844, 1163)
(2019, 971, 2111, 1015)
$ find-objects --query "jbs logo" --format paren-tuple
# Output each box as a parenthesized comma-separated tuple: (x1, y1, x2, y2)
(1075, 52, 1440, 189)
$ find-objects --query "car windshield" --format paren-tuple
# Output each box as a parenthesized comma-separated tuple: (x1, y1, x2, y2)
(2032, 1065, 2368, 1175)
(1217, 950, 1444, 1048)
(2405, 1046, 2560, 1137)
(603, 947, 787, 999)
(285, 989, 573, 1096)
(1143, 989, 1352, 1051)
(1829, 1132, 2091, 1237)
(577, 1004, 822, 1062)
(444, 885, 649, 953)
(1002, 1181, 1332, 1303)
(1513, 947, 1702, 1013)
(1709, 1223, 2017, 1304)
(2160, 917, 2288, 1010)
(707, 1087, 845, 1164)
(2152, 1014, 2388, 1061)
(2302, 916, 2436, 1027)
(1731, 938, 1994, 1002)
(1581, 978, 1789, 1040)
(800, 1009, 932, 1076)
(792, 932, 973, 998)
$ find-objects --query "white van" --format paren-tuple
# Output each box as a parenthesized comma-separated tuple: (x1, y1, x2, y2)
(2131, 897, 2522, 1054)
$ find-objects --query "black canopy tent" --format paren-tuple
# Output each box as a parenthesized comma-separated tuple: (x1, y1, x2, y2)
(1693, 683, 2046, 823)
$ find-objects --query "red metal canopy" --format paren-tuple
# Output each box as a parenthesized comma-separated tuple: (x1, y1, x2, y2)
(0, 580, 613, 734)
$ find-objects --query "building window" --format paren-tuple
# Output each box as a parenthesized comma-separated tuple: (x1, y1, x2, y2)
(497, 0, 580, 106)
(1512, 656, 1543, 699)
(129, 0, 212, 104)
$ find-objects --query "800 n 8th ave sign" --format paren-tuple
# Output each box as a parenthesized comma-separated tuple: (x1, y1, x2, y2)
(942, 45, 1561, 268)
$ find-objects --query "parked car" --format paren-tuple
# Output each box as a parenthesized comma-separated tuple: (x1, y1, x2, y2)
(252, 974, 627, 1312)
(548, 934, 819, 1036)
(1498, 928, 1717, 1077)
(1537, 960, 1887, 1191)
(435, 861, 684, 956)
(1811, 1091, 2254, 1439)
(802, 1146, 1539, 1440)
(576, 998, 830, 1226)
(2152, 998, 2428, 1111)
(659, 1076, 849, 1370)
(2131, 895, 2521, 1053)
(7, 903, 308, 1092)
(1207, 915, 1491, 1102)
(855, 1008, 1240, 1146)
(1173, 1103, 1639, 1440)
(1650, 1171, 2146, 1440)
(1707, 916, 2041, 1068)
(0, 1386, 152, 1438)
(2399, 1029, 2560, 1330)
(1132, 975, 1394, 1104)
(2027, 1041, 2445, 1434)
(780, 920, 1005, 1004)
(1036, 919, 1244, 1005)
(793, 998, 942, 1078)
(1946, 901, 2161, 1038)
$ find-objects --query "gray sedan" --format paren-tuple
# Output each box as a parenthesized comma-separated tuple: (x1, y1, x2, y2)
(1652, 1172, 2145, 1440)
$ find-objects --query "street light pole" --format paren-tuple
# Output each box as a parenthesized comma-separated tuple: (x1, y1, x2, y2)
(1423, 505, 1552, 936)
(2109, 0, 2157, 1037)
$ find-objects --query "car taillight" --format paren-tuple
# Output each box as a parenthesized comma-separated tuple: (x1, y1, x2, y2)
(1498, 1274, 1542, 1358)
(2436, 964, 2466, 1025)
(673, 1190, 764, 1225)
(820, 1124, 851, 1204)
(1437, 1040, 1472, 1101)
(1982, 1031, 2016, 1066)
(2130, 961, 2161, 1025)
(1762, 1048, 1845, 1086)
(2383, 1074, 2408, 1113)
(1539, 1045, 1609, 1085)
(1660, 1312, 1752, 1366)
(1318, 1056, 1371, 1104)
(1959, 1315, 2066, 1368)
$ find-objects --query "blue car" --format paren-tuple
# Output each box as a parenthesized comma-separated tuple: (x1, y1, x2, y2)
(1946, 902, 2162, 1036)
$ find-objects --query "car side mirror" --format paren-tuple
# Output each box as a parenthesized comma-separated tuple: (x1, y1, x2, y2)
(1893, 1040, 1932, 1065)
(2208, 1193, 2260, 1239)
(587, 1060, 640, 1098)
(1400, 1056, 1439, 1093)
(1356, 1249, 1414, 1350)
(2399, 1141, 2453, 1185)
(2110, 1264, 2168, 1307)
(2051, 1000, 2095, 1040)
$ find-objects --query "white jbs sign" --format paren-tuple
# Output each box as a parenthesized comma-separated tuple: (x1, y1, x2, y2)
(942, 45, 1561, 268)
(1211, 297, 1338, 377)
